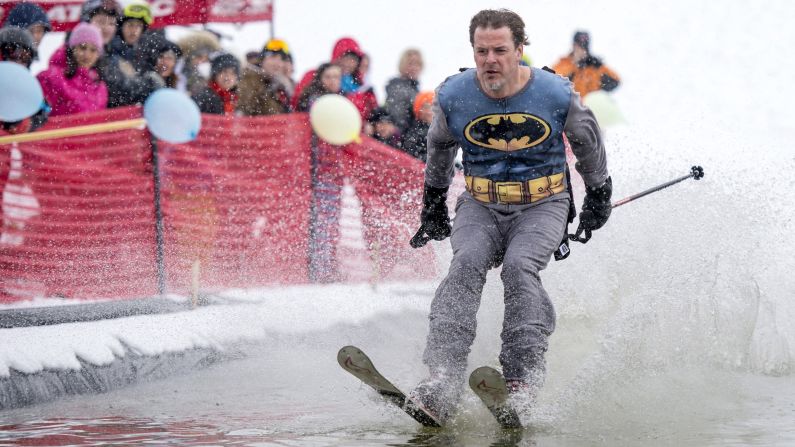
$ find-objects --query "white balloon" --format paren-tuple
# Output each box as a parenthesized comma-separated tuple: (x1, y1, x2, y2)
(143, 88, 201, 143)
(0, 62, 44, 122)
(309, 94, 362, 145)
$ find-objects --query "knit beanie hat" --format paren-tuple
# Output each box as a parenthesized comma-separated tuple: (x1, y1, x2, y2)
(368, 107, 394, 125)
(0, 27, 36, 54)
(573, 31, 590, 51)
(210, 52, 240, 78)
(68, 23, 104, 55)
(80, 0, 122, 22)
(413, 91, 435, 118)
(5, 2, 51, 31)
(0, 27, 37, 66)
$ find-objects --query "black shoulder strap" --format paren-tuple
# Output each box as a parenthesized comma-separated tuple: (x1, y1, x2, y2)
(541, 66, 557, 74)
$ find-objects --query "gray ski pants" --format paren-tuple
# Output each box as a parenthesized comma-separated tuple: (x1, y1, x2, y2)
(423, 192, 569, 382)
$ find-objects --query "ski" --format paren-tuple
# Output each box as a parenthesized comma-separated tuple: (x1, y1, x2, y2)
(337, 345, 442, 427)
(468, 366, 523, 429)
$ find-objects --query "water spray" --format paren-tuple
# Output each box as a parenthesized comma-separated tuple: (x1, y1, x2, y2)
(568, 165, 705, 244)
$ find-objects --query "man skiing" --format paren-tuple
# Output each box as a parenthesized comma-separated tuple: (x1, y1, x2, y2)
(409, 8, 612, 423)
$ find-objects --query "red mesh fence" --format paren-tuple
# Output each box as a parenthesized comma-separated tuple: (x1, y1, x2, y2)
(158, 113, 313, 295)
(341, 137, 437, 282)
(0, 107, 156, 301)
(0, 108, 437, 303)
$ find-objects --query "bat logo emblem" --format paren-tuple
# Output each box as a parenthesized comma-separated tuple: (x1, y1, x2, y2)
(464, 113, 551, 151)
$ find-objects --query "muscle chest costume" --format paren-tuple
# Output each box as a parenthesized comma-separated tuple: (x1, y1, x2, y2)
(424, 67, 608, 204)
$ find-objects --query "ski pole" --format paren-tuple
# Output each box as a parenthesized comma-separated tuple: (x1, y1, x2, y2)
(611, 165, 704, 209)
(569, 165, 705, 243)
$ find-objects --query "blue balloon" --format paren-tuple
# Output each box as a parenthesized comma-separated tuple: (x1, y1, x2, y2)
(0, 61, 44, 122)
(143, 88, 201, 143)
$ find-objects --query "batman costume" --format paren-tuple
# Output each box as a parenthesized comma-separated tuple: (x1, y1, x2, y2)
(410, 65, 610, 422)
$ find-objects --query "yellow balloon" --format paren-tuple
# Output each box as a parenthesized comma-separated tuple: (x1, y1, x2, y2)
(309, 94, 362, 145)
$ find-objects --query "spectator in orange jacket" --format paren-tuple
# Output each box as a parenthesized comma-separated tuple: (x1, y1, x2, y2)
(552, 31, 620, 97)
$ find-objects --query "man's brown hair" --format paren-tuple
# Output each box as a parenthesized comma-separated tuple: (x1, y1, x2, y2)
(469, 9, 529, 48)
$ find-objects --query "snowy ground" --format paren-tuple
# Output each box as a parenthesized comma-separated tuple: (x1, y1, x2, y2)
(3, 0, 794, 445)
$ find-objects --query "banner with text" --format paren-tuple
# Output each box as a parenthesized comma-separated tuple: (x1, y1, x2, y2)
(0, 0, 273, 32)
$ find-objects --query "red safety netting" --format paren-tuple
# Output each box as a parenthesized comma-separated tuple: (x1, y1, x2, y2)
(0, 109, 436, 303)
(341, 137, 437, 282)
(0, 107, 157, 301)
(158, 113, 313, 295)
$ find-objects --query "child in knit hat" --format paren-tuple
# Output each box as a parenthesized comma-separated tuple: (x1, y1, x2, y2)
(0, 27, 49, 134)
(368, 106, 402, 149)
(36, 23, 108, 116)
(4, 2, 51, 49)
(191, 52, 240, 115)
(68, 22, 105, 57)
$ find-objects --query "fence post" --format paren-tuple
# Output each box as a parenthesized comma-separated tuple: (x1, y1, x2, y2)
(307, 134, 347, 283)
(150, 136, 166, 295)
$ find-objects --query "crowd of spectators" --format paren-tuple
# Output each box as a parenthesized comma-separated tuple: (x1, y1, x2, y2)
(0, 0, 435, 162)
(1, 1, 620, 164)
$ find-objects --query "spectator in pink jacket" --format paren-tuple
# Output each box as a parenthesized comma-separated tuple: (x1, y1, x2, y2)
(36, 23, 108, 116)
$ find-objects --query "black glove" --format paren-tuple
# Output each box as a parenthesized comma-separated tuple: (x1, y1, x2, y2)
(579, 176, 612, 231)
(410, 184, 451, 248)
(580, 55, 603, 68)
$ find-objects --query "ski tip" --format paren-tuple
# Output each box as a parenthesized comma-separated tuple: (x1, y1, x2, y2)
(470, 366, 500, 375)
(337, 345, 361, 367)
(338, 345, 361, 355)
(468, 366, 502, 385)
(469, 366, 510, 408)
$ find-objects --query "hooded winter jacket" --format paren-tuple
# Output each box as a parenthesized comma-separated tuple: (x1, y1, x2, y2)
(551, 54, 620, 97)
(384, 77, 419, 133)
(291, 37, 375, 119)
(37, 51, 108, 116)
(237, 64, 291, 116)
(49, 42, 159, 108)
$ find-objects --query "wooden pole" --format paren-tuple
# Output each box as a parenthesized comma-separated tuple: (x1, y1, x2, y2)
(0, 118, 147, 145)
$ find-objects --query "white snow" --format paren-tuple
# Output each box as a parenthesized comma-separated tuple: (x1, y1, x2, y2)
(0, 282, 435, 377)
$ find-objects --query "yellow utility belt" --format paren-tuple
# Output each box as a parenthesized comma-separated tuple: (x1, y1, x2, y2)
(465, 172, 566, 205)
